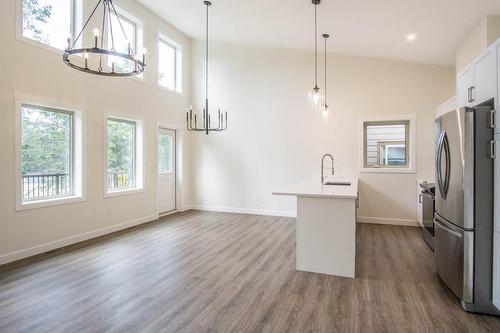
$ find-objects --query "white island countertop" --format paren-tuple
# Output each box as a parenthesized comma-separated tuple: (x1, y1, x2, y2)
(272, 177, 358, 199)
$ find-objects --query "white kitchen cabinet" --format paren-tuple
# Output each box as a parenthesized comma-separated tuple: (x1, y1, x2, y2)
(457, 65, 474, 107)
(472, 48, 497, 106)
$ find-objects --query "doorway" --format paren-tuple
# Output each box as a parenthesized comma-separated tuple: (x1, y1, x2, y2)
(157, 128, 176, 214)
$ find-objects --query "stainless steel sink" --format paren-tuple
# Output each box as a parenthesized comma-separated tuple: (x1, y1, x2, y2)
(323, 181, 351, 186)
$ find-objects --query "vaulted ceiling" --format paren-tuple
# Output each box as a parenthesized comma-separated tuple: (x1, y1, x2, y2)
(137, 0, 500, 66)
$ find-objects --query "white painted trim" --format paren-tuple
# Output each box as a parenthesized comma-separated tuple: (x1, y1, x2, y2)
(358, 114, 417, 174)
(356, 216, 419, 227)
(14, 93, 86, 211)
(0, 214, 158, 265)
(103, 112, 144, 197)
(156, 29, 183, 94)
(188, 205, 297, 218)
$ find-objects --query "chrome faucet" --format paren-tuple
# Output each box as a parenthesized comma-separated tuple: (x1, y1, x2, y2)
(321, 154, 335, 184)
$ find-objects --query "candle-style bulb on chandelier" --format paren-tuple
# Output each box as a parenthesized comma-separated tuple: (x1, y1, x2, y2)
(62, 0, 145, 76)
(308, 0, 323, 110)
(186, 1, 228, 135)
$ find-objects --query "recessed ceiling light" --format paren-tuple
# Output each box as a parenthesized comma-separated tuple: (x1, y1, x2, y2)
(406, 33, 417, 41)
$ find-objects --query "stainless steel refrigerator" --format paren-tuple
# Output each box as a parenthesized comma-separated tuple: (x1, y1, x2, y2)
(434, 104, 499, 315)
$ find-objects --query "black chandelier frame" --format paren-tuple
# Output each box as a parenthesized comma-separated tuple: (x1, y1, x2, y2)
(63, 0, 145, 77)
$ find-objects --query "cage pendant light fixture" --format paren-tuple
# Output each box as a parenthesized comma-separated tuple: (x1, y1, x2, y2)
(308, 0, 323, 110)
(321, 33, 330, 122)
(63, 0, 145, 76)
(186, 1, 228, 135)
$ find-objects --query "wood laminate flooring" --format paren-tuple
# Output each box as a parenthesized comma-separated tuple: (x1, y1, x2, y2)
(0, 210, 499, 332)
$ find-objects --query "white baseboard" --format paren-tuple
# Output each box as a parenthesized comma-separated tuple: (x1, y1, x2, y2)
(356, 216, 419, 227)
(188, 205, 297, 218)
(0, 214, 159, 266)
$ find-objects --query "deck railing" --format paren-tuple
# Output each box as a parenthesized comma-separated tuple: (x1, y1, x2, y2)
(22, 173, 71, 200)
(107, 171, 134, 190)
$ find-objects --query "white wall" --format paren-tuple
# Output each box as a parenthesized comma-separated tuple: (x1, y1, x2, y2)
(190, 41, 455, 223)
(0, 0, 192, 263)
(456, 15, 500, 73)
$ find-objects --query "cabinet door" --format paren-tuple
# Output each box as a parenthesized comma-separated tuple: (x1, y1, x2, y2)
(473, 48, 497, 105)
(457, 66, 473, 107)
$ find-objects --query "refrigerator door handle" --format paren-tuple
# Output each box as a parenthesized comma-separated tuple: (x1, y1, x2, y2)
(436, 131, 447, 199)
(435, 219, 463, 238)
(442, 132, 451, 196)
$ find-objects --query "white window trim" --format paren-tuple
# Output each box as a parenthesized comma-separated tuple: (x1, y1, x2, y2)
(16, 0, 83, 55)
(14, 93, 86, 211)
(358, 114, 417, 174)
(103, 4, 145, 83)
(104, 113, 144, 198)
(156, 31, 183, 94)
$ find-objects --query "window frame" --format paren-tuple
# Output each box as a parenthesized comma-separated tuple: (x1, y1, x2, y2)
(157, 33, 182, 94)
(359, 115, 416, 174)
(104, 4, 144, 82)
(16, 0, 82, 54)
(104, 113, 144, 197)
(15, 94, 85, 211)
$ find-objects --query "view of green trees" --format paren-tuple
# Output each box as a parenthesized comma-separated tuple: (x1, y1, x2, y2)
(107, 119, 135, 188)
(21, 106, 72, 176)
(22, 0, 52, 43)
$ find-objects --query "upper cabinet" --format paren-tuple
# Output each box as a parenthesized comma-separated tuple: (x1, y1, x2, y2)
(457, 66, 474, 108)
(456, 41, 498, 109)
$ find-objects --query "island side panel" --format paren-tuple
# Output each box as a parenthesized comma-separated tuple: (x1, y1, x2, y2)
(296, 196, 356, 278)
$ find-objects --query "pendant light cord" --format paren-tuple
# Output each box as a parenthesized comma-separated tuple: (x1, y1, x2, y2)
(324, 36, 327, 106)
(314, 3, 318, 88)
(206, 2, 209, 103)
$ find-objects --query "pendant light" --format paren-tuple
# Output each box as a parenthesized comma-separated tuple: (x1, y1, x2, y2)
(186, 1, 228, 135)
(308, 0, 322, 110)
(63, 0, 145, 77)
(321, 33, 330, 122)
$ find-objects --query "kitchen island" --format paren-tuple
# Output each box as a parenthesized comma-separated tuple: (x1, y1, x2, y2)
(273, 177, 358, 278)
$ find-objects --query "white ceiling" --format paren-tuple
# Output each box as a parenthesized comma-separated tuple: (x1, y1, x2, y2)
(137, 0, 500, 66)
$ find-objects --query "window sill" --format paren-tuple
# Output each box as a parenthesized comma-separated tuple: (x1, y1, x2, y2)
(17, 195, 85, 211)
(360, 167, 416, 174)
(104, 187, 144, 198)
(156, 83, 182, 96)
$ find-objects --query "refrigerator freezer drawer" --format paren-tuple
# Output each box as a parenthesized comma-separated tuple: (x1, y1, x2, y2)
(434, 216, 473, 303)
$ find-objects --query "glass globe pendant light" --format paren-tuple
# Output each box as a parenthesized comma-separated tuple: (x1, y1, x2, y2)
(308, 0, 323, 110)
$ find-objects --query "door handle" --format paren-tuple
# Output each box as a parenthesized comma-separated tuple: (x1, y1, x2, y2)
(491, 110, 496, 128)
(470, 86, 475, 103)
(467, 87, 471, 103)
(442, 132, 451, 196)
(436, 131, 446, 198)
(418, 194, 422, 203)
(434, 219, 463, 238)
(491, 140, 496, 159)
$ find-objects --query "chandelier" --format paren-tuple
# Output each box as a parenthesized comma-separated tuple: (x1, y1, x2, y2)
(186, 1, 228, 135)
(63, 0, 145, 77)
(308, 0, 323, 110)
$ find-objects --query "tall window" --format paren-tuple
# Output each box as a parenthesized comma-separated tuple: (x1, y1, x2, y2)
(363, 120, 410, 168)
(158, 36, 182, 92)
(107, 10, 136, 73)
(106, 117, 143, 193)
(21, 104, 73, 201)
(21, 0, 74, 50)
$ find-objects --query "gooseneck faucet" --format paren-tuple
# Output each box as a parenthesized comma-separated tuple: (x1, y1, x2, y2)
(321, 154, 335, 184)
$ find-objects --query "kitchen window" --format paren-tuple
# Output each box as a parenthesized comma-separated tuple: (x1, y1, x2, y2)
(105, 116, 143, 196)
(158, 35, 182, 93)
(16, 100, 84, 210)
(19, 0, 79, 51)
(360, 116, 416, 173)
